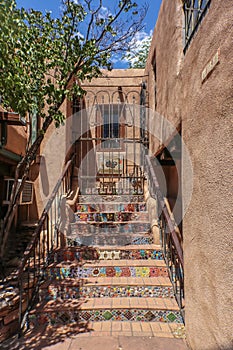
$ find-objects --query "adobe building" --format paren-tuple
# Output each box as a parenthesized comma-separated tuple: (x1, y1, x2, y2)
(68, 0, 232, 348)
(0, 107, 28, 223)
(144, 0, 233, 349)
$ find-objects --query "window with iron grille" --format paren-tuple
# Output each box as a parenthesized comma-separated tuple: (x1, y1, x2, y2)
(100, 105, 123, 150)
(183, 0, 211, 53)
(72, 97, 81, 114)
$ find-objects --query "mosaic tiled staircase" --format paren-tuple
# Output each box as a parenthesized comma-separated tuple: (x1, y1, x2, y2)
(70, 196, 151, 246)
(28, 194, 184, 338)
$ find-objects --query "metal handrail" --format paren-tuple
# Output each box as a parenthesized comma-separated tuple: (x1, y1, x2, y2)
(17, 157, 74, 333)
(144, 155, 185, 318)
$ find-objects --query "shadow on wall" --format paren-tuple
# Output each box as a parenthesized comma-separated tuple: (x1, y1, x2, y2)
(39, 155, 49, 197)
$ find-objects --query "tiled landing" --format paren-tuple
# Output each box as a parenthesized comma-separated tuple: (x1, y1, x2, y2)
(17, 331, 188, 350)
(85, 320, 185, 338)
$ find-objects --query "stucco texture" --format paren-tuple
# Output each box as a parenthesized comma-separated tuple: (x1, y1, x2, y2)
(5, 125, 27, 156)
(145, 0, 233, 349)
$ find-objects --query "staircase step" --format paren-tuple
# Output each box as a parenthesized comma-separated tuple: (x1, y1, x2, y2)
(93, 245, 163, 260)
(68, 233, 152, 248)
(41, 276, 172, 288)
(76, 202, 146, 212)
(39, 276, 174, 301)
(29, 298, 182, 326)
(45, 265, 168, 280)
(70, 222, 151, 236)
(78, 321, 185, 340)
(78, 194, 145, 203)
(48, 259, 166, 268)
(67, 233, 152, 247)
(51, 245, 163, 262)
(74, 212, 149, 223)
(98, 244, 161, 250)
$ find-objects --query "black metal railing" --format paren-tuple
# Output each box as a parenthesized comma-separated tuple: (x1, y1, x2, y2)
(17, 158, 74, 334)
(183, 0, 212, 54)
(144, 155, 185, 320)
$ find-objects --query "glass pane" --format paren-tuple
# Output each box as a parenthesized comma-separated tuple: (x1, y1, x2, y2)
(102, 108, 120, 149)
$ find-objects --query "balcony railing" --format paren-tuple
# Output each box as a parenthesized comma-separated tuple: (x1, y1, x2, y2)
(144, 155, 185, 320)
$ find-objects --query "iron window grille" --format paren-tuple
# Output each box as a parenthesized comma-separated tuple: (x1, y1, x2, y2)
(99, 104, 124, 150)
(183, 0, 211, 53)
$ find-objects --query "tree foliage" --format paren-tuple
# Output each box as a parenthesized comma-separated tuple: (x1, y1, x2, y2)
(124, 33, 152, 68)
(0, 0, 147, 261)
(0, 0, 147, 122)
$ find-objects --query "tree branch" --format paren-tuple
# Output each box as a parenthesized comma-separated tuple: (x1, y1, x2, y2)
(85, 0, 103, 41)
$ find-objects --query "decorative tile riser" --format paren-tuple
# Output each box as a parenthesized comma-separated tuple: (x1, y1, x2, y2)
(70, 222, 151, 235)
(76, 203, 146, 213)
(45, 266, 168, 280)
(67, 236, 154, 247)
(40, 286, 174, 301)
(67, 235, 154, 249)
(78, 195, 144, 203)
(29, 309, 182, 326)
(67, 234, 152, 247)
(51, 248, 162, 262)
(74, 212, 149, 223)
(97, 248, 162, 260)
(130, 237, 154, 245)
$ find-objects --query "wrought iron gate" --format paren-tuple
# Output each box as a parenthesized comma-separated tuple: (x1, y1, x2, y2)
(73, 87, 149, 196)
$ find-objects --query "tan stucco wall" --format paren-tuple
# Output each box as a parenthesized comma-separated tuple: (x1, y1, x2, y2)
(145, 0, 233, 349)
(82, 68, 146, 105)
(5, 125, 27, 156)
(31, 100, 69, 218)
(145, 0, 183, 153)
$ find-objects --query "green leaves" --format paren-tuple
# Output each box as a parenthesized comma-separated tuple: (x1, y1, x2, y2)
(0, 0, 146, 128)
(124, 34, 152, 69)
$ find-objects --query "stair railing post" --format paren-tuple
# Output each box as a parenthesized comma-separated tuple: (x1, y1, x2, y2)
(18, 275, 23, 337)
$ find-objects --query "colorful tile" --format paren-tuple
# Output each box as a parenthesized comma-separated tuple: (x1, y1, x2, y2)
(78, 195, 144, 203)
(29, 309, 183, 326)
(70, 222, 151, 235)
(40, 285, 174, 301)
(45, 266, 168, 280)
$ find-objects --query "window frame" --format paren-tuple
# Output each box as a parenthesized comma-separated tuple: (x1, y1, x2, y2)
(183, 0, 212, 53)
(97, 104, 125, 151)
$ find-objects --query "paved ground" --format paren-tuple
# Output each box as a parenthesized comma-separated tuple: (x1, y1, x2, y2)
(12, 322, 188, 350)
(43, 336, 188, 350)
(17, 335, 188, 350)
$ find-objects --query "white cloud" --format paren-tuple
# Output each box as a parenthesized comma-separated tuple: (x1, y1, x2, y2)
(110, 30, 152, 68)
(121, 30, 152, 65)
(130, 29, 153, 48)
(98, 6, 112, 20)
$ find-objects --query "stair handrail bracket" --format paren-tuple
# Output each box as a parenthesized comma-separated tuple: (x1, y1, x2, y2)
(144, 155, 185, 319)
(17, 157, 74, 334)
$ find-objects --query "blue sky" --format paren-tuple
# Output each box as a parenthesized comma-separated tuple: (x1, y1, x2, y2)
(16, 0, 162, 68)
